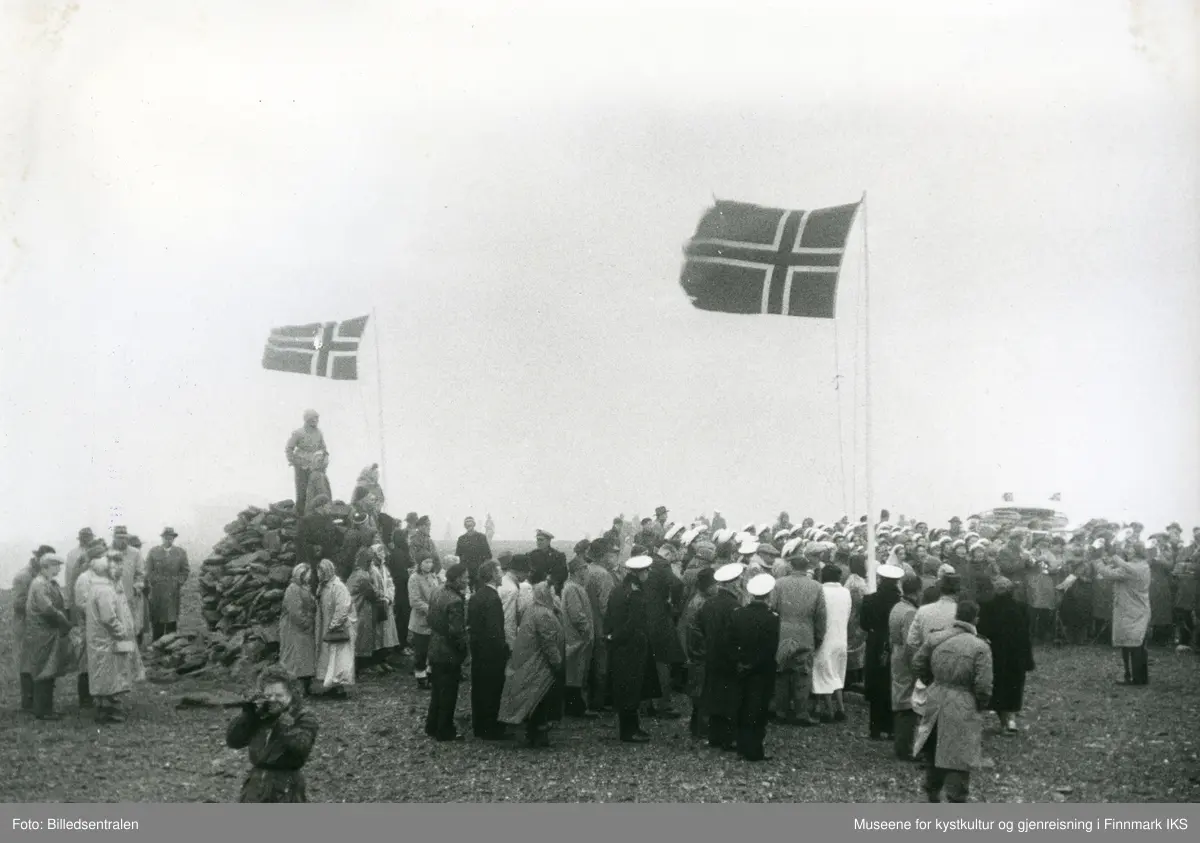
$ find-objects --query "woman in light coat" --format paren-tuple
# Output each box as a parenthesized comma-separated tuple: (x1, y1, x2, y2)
(86, 553, 146, 724)
(371, 544, 400, 662)
(407, 556, 440, 689)
(812, 564, 851, 721)
(279, 564, 317, 695)
(314, 559, 355, 699)
(498, 581, 565, 747)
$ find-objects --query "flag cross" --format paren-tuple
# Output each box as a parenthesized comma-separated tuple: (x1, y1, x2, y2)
(684, 208, 847, 316)
(311, 322, 359, 377)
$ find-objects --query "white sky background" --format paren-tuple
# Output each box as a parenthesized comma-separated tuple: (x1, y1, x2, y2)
(1, 0, 1197, 571)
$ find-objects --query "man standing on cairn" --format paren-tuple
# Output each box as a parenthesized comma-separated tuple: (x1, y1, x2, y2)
(285, 409, 327, 515)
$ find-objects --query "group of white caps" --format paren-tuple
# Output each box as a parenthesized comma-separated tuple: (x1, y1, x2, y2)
(623, 552, 776, 597)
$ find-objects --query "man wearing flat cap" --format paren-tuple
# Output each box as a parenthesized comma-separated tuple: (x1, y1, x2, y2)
(146, 527, 190, 641)
(285, 409, 328, 516)
(947, 517, 964, 540)
(529, 530, 568, 596)
(650, 506, 670, 543)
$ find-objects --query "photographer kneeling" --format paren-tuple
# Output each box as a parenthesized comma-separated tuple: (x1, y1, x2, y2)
(226, 666, 320, 802)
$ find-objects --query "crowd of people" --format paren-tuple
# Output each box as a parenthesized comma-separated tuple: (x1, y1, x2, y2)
(10, 407, 1198, 803)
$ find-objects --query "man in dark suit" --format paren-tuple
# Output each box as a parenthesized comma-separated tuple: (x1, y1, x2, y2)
(529, 529, 569, 596)
(425, 563, 469, 741)
(733, 573, 782, 762)
(296, 495, 341, 595)
(468, 560, 510, 739)
(698, 562, 745, 751)
(456, 517, 492, 591)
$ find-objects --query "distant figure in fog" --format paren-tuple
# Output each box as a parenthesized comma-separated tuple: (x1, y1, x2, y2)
(286, 409, 327, 516)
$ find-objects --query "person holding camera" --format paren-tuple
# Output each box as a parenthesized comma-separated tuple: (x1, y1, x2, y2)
(226, 667, 319, 802)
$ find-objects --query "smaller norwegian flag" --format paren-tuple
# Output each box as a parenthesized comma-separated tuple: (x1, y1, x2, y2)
(262, 315, 369, 380)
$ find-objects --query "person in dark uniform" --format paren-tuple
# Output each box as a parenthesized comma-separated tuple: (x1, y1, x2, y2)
(467, 560, 510, 739)
(383, 514, 411, 650)
(604, 555, 656, 743)
(697, 562, 745, 752)
(529, 529, 569, 596)
(861, 562, 905, 740)
(296, 495, 342, 595)
(732, 573, 781, 762)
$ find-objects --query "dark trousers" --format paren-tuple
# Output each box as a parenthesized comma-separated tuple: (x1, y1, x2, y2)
(425, 664, 461, 739)
(410, 632, 430, 675)
(526, 689, 555, 745)
(708, 714, 735, 749)
(868, 690, 894, 737)
(689, 696, 709, 738)
(32, 678, 56, 718)
(893, 709, 919, 760)
(736, 671, 774, 761)
(471, 662, 506, 737)
(564, 687, 589, 716)
(922, 725, 970, 802)
(1121, 645, 1149, 685)
(1029, 608, 1054, 643)
(618, 710, 644, 741)
(20, 673, 34, 711)
(151, 621, 178, 642)
(76, 672, 90, 710)
(293, 466, 311, 515)
(588, 644, 609, 709)
(1174, 608, 1195, 646)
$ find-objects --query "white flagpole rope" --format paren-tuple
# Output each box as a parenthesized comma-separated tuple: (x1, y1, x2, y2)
(832, 316, 850, 518)
(862, 190, 876, 594)
(372, 308, 387, 496)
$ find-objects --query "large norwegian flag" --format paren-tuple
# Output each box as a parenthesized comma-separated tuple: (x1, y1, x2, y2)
(680, 200, 860, 318)
(262, 315, 370, 380)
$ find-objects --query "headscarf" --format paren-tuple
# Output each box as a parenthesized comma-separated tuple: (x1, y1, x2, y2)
(532, 579, 557, 611)
(317, 559, 337, 585)
(356, 464, 380, 486)
(992, 575, 1014, 595)
(290, 563, 309, 586)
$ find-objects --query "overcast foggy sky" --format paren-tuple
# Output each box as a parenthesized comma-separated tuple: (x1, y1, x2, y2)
(1, 0, 1198, 571)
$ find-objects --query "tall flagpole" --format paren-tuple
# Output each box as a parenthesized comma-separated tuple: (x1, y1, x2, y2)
(862, 190, 876, 594)
(372, 307, 388, 495)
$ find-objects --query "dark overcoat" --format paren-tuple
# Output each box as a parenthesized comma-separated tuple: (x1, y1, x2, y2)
(605, 576, 659, 709)
(697, 588, 741, 719)
(976, 594, 1034, 712)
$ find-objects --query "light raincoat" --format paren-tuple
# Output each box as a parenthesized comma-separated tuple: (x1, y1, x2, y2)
(12, 564, 36, 674)
(279, 565, 317, 679)
(498, 583, 564, 724)
(911, 621, 993, 771)
(560, 578, 594, 688)
(371, 558, 400, 650)
(314, 561, 356, 689)
(24, 575, 73, 680)
(86, 576, 146, 696)
(1095, 556, 1151, 647)
(812, 582, 851, 694)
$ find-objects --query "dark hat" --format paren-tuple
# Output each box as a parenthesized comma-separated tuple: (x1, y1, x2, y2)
(949, 516, 962, 524)
(568, 557, 588, 575)
(497, 550, 514, 567)
(573, 539, 590, 555)
(536, 529, 554, 540)
(416, 515, 431, 527)
(161, 527, 178, 538)
(508, 554, 532, 574)
(78, 527, 94, 539)
(1167, 522, 1182, 531)
(128, 535, 143, 548)
(588, 539, 613, 559)
(655, 506, 668, 516)
(695, 568, 716, 590)
(631, 544, 648, 558)
(405, 511, 420, 525)
(113, 526, 129, 536)
(33, 544, 56, 558)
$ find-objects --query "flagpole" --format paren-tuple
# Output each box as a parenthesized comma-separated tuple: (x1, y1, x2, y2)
(372, 307, 388, 496)
(862, 190, 877, 594)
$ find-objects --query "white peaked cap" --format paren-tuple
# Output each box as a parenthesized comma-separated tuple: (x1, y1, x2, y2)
(714, 562, 746, 583)
(747, 573, 776, 596)
(624, 555, 653, 570)
(738, 539, 760, 556)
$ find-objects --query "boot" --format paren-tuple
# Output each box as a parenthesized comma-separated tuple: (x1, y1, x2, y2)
(19, 673, 34, 712)
(78, 673, 93, 708)
(300, 677, 312, 696)
(33, 680, 60, 721)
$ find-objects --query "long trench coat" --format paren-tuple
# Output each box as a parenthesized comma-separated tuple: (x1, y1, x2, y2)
(644, 562, 686, 664)
(226, 701, 319, 802)
(561, 579, 594, 688)
(117, 547, 148, 639)
(371, 562, 400, 650)
(85, 578, 146, 696)
(499, 589, 564, 724)
(911, 622, 993, 771)
(145, 545, 190, 625)
(24, 576, 73, 681)
(279, 581, 317, 679)
(977, 594, 1034, 713)
(696, 588, 740, 719)
(315, 578, 356, 688)
(605, 576, 660, 711)
(888, 598, 920, 711)
(346, 570, 377, 657)
(1096, 558, 1151, 647)
(12, 565, 35, 674)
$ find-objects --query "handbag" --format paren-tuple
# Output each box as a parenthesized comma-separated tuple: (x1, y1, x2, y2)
(324, 624, 351, 643)
(373, 600, 389, 624)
